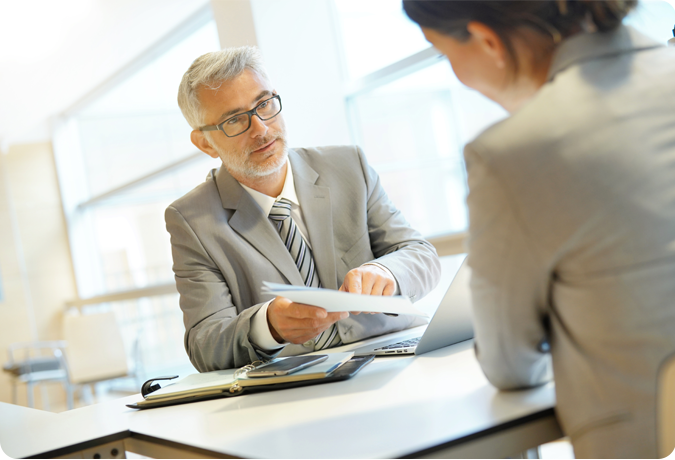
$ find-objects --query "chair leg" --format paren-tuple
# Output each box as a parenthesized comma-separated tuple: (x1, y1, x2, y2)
(82, 384, 93, 405)
(26, 381, 34, 408)
(40, 385, 50, 411)
(65, 382, 74, 410)
(525, 446, 541, 459)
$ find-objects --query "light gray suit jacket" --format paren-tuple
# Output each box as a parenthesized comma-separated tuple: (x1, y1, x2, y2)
(166, 145, 440, 372)
(465, 26, 675, 458)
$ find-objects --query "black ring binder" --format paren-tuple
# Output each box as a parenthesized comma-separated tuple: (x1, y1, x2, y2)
(141, 375, 179, 397)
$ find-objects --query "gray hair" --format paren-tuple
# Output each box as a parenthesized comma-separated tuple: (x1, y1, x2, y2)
(177, 46, 269, 129)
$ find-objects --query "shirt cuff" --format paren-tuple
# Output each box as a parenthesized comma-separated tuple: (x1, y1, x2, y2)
(249, 300, 287, 352)
(362, 262, 400, 295)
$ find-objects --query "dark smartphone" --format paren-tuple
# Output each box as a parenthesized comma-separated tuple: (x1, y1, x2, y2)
(246, 355, 329, 377)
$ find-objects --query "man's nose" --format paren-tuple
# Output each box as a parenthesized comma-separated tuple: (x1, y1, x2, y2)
(249, 114, 269, 137)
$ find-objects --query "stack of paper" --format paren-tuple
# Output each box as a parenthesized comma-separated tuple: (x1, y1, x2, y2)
(262, 281, 429, 317)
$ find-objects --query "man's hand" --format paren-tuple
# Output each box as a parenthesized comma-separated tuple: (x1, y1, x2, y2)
(267, 296, 348, 344)
(339, 265, 396, 315)
(340, 264, 396, 295)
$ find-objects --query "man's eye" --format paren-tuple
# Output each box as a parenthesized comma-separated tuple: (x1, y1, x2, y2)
(226, 116, 242, 125)
(258, 101, 269, 109)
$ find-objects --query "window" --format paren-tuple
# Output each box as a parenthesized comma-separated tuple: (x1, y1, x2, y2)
(57, 16, 220, 299)
(624, 0, 675, 44)
(349, 61, 506, 236)
(53, 1, 674, 380)
(334, 0, 508, 239)
(54, 11, 220, 376)
(335, 0, 430, 80)
(334, 0, 675, 240)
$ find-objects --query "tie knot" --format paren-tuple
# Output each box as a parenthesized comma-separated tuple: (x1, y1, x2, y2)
(269, 198, 292, 222)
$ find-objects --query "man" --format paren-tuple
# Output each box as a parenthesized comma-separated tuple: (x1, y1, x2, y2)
(168, 46, 440, 372)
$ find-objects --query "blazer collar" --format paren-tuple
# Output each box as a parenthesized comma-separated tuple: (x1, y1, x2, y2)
(548, 25, 662, 81)
(288, 150, 339, 289)
(214, 164, 245, 211)
(213, 150, 320, 210)
(212, 157, 304, 285)
(212, 150, 338, 289)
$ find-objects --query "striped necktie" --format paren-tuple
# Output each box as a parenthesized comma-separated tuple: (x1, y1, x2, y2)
(269, 198, 342, 350)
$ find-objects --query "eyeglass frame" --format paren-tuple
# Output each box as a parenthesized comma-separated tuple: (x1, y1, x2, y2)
(198, 94, 283, 138)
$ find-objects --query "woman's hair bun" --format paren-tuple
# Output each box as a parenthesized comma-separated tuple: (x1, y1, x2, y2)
(572, 0, 637, 32)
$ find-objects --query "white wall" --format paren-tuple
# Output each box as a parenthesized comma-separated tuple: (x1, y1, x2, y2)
(0, 143, 78, 406)
(210, 0, 351, 149)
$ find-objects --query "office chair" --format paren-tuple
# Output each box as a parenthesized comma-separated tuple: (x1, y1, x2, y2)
(658, 351, 675, 458)
(2, 341, 73, 410)
(62, 310, 130, 407)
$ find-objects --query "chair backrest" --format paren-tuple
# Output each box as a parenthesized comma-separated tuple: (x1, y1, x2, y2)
(658, 352, 675, 458)
(62, 311, 129, 385)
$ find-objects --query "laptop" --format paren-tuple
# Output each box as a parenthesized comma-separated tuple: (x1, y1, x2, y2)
(353, 254, 474, 356)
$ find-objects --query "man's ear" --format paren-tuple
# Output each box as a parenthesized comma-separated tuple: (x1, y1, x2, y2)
(191, 130, 220, 159)
(466, 21, 507, 70)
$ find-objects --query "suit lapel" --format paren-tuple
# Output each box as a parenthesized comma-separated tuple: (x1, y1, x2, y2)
(214, 167, 304, 286)
(290, 151, 338, 290)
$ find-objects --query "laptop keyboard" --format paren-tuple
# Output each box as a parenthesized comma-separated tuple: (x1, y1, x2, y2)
(375, 336, 421, 351)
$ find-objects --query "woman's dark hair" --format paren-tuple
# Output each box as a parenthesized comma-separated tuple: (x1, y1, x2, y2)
(403, 0, 637, 72)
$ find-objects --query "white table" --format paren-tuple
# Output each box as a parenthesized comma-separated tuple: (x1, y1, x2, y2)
(0, 391, 134, 459)
(0, 332, 561, 459)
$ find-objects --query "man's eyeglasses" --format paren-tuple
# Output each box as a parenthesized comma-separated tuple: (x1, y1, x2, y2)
(199, 95, 282, 138)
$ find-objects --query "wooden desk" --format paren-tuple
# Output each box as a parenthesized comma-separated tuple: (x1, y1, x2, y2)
(0, 335, 561, 459)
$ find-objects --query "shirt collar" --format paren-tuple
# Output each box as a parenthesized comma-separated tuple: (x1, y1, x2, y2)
(240, 159, 299, 217)
(547, 24, 662, 82)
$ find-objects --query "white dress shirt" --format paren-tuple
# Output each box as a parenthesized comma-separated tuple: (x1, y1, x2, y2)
(242, 160, 399, 351)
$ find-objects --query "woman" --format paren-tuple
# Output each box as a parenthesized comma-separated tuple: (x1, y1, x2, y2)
(403, 1, 675, 458)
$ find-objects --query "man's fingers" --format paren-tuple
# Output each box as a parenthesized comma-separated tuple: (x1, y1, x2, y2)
(367, 275, 389, 296)
(284, 326, 327, 344)
(342, 265, 396, 296)
(270, 297, 328, 319)
(270, 296, 293, 308)
(382, 282, 396, 296)
(281, 312, 349, 344)
(287, 302, 328, 319)
(284, 325, 328, 342)
(360, 271, 377, 295)
(276, 311, 347, 334)
(343, 271, 363, 294)
(268, 293, 350, 343)
(329, 311, 349, 321)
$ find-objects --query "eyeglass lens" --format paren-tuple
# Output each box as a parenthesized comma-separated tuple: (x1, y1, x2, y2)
(222, 97, 281, 137)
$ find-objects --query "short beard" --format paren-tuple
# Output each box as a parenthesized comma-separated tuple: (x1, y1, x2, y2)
(213, 131, 288, 180)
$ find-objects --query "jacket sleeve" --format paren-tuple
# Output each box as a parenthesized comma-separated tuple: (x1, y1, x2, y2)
(463, 144, 552, 390)
(356, 146, 442, 303)
(165, 205, 282, 372)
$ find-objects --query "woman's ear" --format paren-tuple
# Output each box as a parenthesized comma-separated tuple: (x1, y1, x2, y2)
(466, 21, 507, 69)
(191, 130, 220, 159)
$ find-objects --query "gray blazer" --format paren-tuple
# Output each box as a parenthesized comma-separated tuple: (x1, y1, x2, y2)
(166, 145, 440, 372)
(465, 26, 675, 458)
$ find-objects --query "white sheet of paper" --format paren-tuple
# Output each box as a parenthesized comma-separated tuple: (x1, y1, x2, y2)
(262, 282, 429, 317)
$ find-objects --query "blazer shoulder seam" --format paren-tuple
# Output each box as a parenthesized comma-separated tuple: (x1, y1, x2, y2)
(166, 205, 213, 263)
(466, 142, 548, 268)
